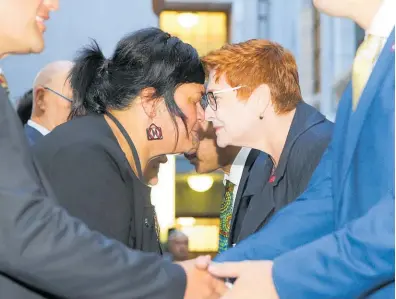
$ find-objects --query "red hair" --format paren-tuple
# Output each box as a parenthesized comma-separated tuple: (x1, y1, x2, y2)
(201, 39, 302, 113)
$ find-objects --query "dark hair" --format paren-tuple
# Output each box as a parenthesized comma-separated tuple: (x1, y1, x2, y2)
(16, 89, 33, 125)
(68, 27, 205, 137)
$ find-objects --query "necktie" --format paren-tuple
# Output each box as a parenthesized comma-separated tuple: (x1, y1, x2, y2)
(0, 69, 9, 95)
(218, 179, 235, 253)
(352, 34, 384, 110)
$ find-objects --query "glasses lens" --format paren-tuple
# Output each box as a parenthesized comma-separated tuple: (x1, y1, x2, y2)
(208, 92, 216, 111)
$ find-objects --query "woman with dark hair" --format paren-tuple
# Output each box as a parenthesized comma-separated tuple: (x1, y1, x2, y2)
(33, 28, 205, 253)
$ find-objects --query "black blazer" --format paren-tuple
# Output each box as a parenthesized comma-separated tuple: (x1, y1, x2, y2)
(227, 148, 261, 247)
(0, 87, 186, 299)
(33, 114, 161, 253)
(234, 101, 334, 243)
(24, 124, 44, 146)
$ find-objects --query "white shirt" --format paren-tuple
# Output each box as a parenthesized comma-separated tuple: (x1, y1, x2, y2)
(27, 119, 50, 136)
(223, 147, 251, 208)
(367, 0, 395, 40)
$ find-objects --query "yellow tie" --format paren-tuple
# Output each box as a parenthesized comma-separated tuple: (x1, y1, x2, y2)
(352, 34, 384, 110)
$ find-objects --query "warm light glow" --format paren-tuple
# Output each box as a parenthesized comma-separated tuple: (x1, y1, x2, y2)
(151, 155, 175, 238)
(187, 174, 214, 192)
(181, 225, 219, 252)
(177, 217, 196, 226)
(177, 12, 199, 29)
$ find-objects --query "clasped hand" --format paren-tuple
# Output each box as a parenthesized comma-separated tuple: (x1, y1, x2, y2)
(177, 256, 279, 299)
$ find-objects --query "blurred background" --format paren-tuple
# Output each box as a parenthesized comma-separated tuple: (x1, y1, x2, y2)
(0, 0, 364, 258)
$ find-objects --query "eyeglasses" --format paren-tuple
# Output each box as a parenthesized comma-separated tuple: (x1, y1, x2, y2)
(200, 86, 245, 111)
(43, 86, 73, 103)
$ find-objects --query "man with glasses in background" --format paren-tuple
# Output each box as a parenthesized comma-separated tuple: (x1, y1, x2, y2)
(24, 60, 73, 145)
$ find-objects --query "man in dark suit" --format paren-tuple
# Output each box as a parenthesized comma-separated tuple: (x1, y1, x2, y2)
(0, 1, 226, 298)
(185, 119, 261, 252)
(23, 60, 74, 146)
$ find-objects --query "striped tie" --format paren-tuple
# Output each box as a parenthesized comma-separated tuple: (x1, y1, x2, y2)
(218, 180, 235, 253)
(352, 34, 384, 110)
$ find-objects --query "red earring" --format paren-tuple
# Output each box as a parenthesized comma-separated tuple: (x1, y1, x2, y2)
(146, 123, 163, 140)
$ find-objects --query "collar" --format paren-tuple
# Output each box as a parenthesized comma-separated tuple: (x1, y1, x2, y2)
(367, 0, 395, 38)
(223, 147, 251, 186)
(27, 119, 50, 136)
(242, 152, 269, 197)
(271, 101, 326, 186)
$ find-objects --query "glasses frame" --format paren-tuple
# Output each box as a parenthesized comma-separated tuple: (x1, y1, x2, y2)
(43, 86, 73, 103)
(201, 86, 245, 111)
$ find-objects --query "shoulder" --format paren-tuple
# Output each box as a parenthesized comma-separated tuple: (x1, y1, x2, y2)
(34, 130, 123, 173)
(289, 120, 333, 169)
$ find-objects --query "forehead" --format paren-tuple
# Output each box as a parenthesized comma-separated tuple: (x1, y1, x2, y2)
(207, 71, 231, 91)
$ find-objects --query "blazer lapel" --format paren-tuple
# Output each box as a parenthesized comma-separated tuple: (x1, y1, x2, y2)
(237, 153, 272, 242)
(339, 29, 395, 195)
(228, 149, 260, 247)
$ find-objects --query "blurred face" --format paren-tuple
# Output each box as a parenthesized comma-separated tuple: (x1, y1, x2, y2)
(184, 116, 240, 174)
(143, 155, 168, 186)
(159, 83, 204, 155)
(168, 235, 189, 261)
(204, 72, 260, 148)
(35, 76, 72, 130)
(0, 0, 59, 55)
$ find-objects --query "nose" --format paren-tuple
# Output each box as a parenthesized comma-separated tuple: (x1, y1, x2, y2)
(158, 155, 168, 164)
(44, 0, 59, 11)
(196, 102, 205, 123)
(204, 105, 215, 122)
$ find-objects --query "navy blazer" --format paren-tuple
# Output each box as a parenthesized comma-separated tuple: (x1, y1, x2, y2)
(234, 101, 333, 244)
(24, 124, 44, 146)
(216, 30, 395, 298)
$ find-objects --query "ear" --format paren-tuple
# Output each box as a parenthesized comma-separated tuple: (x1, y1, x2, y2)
(140, 87, 165, 119)
(249, 84, 271, 116)
(34, 86, 46, 111)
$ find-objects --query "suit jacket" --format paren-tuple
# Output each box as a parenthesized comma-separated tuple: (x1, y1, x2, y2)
(0, 87, 186, 298)
(24, 124, 44, 146)
(33, 115, 161, 254)
(227, 148, 261, 247)
(237, 102, 333, 243)
(216, 30, 395, 298)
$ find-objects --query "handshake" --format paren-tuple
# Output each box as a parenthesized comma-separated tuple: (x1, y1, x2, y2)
(176, 256, 279, 299)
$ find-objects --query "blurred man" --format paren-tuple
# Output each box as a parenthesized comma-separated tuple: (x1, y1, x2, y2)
(185, 119, 261, 253)
(208, 0, 395, 298)
(0, 0, 226, 299)
(165, 230, 189, 262)
(24, 60, 73, 145)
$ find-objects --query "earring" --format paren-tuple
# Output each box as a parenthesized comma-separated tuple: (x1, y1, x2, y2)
(259, 115, 264, 120)
(146, 123, 163, 141)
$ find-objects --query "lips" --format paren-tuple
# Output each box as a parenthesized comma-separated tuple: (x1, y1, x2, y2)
(36, 15, 49, 32)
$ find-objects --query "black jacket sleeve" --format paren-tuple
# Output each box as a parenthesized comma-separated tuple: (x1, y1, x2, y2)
(0, 87, 186, 299)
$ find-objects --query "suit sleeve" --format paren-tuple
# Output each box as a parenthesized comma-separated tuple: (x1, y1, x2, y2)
(0, 89, 186, 299)
(272, 196, 395, 298)
(215, 142, 335, 262)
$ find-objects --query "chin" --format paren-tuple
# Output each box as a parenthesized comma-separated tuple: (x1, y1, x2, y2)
(216, 137, 229, 148)
(147, 177, 159, 186)
(29, 41, 45, 54)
